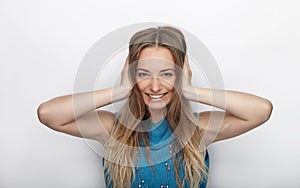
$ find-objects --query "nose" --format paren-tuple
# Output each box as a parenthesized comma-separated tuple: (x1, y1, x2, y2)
(150, 77, 161, 92)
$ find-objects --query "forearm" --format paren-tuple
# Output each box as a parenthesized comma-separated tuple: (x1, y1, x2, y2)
(185, 86, 273, 122)
(37, 86, 129, 126)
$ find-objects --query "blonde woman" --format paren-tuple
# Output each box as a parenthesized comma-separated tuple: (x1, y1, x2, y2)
(37, 26, 273, 188)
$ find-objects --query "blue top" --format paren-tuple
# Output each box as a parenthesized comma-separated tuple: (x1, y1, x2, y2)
(102, 118, 209, 188)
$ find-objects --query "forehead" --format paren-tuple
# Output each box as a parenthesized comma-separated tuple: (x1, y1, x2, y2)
(139, 46, 174, 61)
(137, 46, 175, 70)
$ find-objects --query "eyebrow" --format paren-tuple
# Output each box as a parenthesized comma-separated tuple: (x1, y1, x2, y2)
(136, 68, 175, 72)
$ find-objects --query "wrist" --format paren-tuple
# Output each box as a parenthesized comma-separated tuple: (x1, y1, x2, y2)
(182, 86, 198, 101)
(111, 86, 132, 102)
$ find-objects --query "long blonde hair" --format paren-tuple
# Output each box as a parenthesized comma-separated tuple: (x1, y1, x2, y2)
(103, 26, 209, 187)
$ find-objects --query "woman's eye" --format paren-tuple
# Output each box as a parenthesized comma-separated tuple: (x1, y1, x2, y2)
(137, 73, 149, 78)
(162, 73, 174, 77)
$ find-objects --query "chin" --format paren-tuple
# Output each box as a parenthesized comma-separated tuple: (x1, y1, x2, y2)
(144, 100, 171, 110)
(146, 103, 168, 110)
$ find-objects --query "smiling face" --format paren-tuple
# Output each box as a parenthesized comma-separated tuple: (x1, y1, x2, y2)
(136, 46, 176, 110)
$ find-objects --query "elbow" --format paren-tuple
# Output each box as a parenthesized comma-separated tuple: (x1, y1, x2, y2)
(37, 103, 51, 126)
(37, 103, 64, 132)
(261, 99, 273, 123)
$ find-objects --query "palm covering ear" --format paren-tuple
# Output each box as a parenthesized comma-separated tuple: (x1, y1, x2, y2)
(183, 55, 192, 85)
(182, 55, 194, 99)
(120, 56, 133, 96)
(120, 57, 130, 86)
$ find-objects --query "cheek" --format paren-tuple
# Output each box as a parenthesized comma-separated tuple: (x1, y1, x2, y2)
(165, 85, 174, 92)
(162, 79, 176, 90)
(136, 80, 147, 91)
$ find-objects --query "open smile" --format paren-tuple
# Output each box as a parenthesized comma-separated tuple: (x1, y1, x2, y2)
(145, 92, 168, 99)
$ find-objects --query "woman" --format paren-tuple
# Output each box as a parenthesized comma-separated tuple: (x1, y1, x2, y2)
(37, 26, 273, 188)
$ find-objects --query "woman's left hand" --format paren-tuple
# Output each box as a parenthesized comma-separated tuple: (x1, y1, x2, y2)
(182, 55, 194, 100)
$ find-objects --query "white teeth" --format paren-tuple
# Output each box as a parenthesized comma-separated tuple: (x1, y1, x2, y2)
(149, 94, 164, 99)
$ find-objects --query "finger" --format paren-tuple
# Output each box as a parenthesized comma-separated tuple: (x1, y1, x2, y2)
(183, 56, 187, 71)
(183, 56, 190, 72)
(185, 55, 191, 70)
(125, 56, 129, 65)
(122, 56, 129, 70)
(185, 55, 188, 63)
(184, 57, 193, 79)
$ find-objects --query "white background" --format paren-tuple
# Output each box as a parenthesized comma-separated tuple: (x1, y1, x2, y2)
(1, 0, 300, 187)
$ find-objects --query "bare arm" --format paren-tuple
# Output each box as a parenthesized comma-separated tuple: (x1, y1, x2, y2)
(182, 56, 273, 144)
(37, 87, 129, 126)
(37, 58, 132, 143)
(190, 88, 272, 141)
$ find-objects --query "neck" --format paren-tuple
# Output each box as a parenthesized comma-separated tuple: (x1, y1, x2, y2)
(148, 108, 167, 123)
